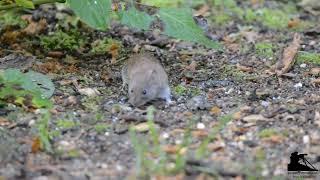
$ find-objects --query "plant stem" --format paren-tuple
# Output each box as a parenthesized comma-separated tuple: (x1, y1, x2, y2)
(0, 0, 66, 11)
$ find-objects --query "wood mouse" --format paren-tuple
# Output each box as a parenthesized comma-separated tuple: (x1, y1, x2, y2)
(121, 53, 171, 107)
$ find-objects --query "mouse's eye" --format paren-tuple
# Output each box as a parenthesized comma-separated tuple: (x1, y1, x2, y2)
(130, 90, 133, 93)
(142, 90, 147, 95)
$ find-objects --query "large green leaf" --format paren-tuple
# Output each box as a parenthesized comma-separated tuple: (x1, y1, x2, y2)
(16, 0, 35, 9)
(158, 8, 221, 49)
(24, 71, 55, 99)
(2, 69, 55, 98)
(120, 7, 154, 30)
(66, 0, 112, 30)
(141, 0, 183, 7)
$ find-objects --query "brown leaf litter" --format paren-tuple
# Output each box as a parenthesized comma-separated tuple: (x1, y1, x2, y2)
(274, 33, 301, 76)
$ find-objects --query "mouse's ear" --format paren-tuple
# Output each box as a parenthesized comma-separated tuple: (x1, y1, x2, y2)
(147, 69, 157, 81)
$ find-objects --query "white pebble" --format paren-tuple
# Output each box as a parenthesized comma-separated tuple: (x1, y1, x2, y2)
(28, 120, 35, 126)
(175, 139, 182, 145)
(116, 164, 123, 171)
(261, 101, 269, 107)
(104, 132, 110, 136)
(300, 63, 307, 68)
(294, 83, 303, 88)
(101, 163, 108, 169)
(303, 135, 309, 144)
(196, 122, 205, 129)
(161, 132, 169, 139)
(59, 140, 70, 147)
(225, 88, 234, 94)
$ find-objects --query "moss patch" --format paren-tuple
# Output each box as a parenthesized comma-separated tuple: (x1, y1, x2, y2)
(255, 42, 274, 59)
(56, 119, 79, 129)
(40, 29, 86, 51)
(94, 124, 109, 134)
(258, 128, 278, 138)
(296, 51, 320, 65)
(90, 37, 122, 54)
(0, 10, 27, 28)
(174, 85, 201, 96)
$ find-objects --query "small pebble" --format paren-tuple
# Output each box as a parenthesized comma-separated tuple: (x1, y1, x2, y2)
(161, 132, 169, 139)
(28, 120, 35, 126)
(175, 139, 182, 145)
(196, 122, 205, 129)
(294, 83, 303, 88)
(303, 135, 309, 144)
(78, 87, 100, 97)
(101, 163, 108, 169)
(261, 101, 270, 107)
(116, 164, 123, 171)
(300, 63, 307, 68)
(225, 88, 234, 94)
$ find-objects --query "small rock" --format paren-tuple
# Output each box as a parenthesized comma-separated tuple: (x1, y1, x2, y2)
(116, 164, 123, 171)
(104, 132, 110, 136)
(28, 119, 36, 126)
(161, 132, 169, 139)
(132, 122, 159, 133)
(300, 63, 307, 68)
(303, 135, 310, 144)
(243, 114, 269, 122)
(111, 104, 122, 114)
(294, 83, 303, 89)
(78, 88, 100, 97)
(187, 95, 210, 110)
(196, 122, 205, 129)
(225, 88, 234, 94)
(261, 101, 270, 107)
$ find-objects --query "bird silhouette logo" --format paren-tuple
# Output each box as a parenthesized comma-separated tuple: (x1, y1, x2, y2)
(288, 152, 318, 171)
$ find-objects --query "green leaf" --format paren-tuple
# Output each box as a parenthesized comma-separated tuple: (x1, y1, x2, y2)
(66, 0, 112, 30)
(1, 68, 25, 84)
(120, 7, 154, 30)
(158, 8, 221, 49)
(15, 0, 35, 9)
(1, 69, 55, 98)
(24, 71, 55, 99)
(141, 0, 183, 7)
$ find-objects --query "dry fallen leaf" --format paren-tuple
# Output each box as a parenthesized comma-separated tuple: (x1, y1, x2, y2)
(263, 135, 284, 144)
(288, 18, 300, 29)
(21, 15, 47, 35)
(311, 78, 320, 86)
(184, 60, 197, 72)
(194, 4, 210, 16)
(35, 61, 63, 74)
(31, 136, 41, 153)
(108, 43, 120, 64)
(210, 106, 222, 116)
(275, 33, 301, 76)
(132, 122, 150, 132)
(242, 114, 269, 122)
(0, 117, 10, 126)
(192, 130, 209, 138)
(162, 145, 180, 154)
(240, 30, 259, 43)
(1, 30, 22, 45)
(236, 63, 254, 72)
(308, 67, 320, 76)
(78, 88, 101, 97)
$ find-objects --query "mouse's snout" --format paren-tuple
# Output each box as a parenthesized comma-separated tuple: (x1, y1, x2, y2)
(129, 96, 147, 107)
